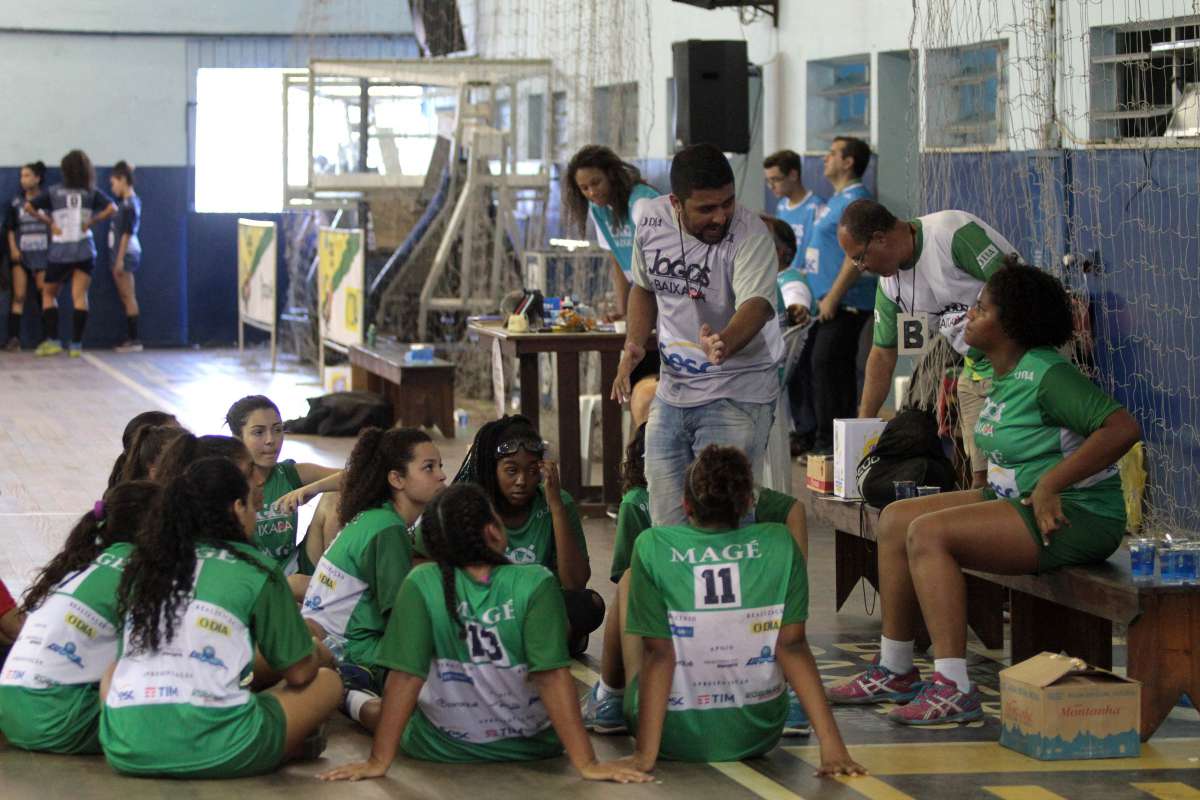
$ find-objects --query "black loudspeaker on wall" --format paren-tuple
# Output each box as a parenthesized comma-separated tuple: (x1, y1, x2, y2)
(672, 39, 750, 153)
(408, 0, 467, 57)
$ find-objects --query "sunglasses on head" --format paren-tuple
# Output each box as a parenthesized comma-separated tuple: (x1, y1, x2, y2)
(496, 436, 549, 458)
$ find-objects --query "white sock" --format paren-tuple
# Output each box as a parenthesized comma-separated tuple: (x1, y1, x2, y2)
(345, 689, 373, 722)
(595, 678, 624, 701)
(879, 636, 915, 674)
(934, 658, 971, 692)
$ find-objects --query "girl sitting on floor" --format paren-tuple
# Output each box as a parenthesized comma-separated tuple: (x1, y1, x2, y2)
(116, 423, 186, 483)
(106, 410, 180, 488)
(155, 433, 254, 486)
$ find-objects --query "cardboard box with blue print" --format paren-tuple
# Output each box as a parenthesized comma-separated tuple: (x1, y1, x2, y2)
(833, 418, 885, 499)
(1000, 652, 1140, 761)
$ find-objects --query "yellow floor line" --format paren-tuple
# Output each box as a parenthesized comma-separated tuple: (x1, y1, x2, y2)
(1133, 783, 1200, 800)
(984, 787, 1069, 800)
(784, 739, 1200, 776)
(830, 775, 915, 799)
(82, 353, 185, 418)
(708, 762, 810, 800)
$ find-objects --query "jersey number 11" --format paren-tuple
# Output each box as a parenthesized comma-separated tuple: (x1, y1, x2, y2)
(694, 564, 741, 608)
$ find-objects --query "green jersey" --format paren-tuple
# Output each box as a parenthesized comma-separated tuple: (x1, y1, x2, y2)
(301, 502, 413, 667)
(502, 487, 587, 570)
(100, 542, 313, 775)
(0, 542, 133, 753)
(873, 212, 1018, 380)
(376, 563, 571, 763)
(974, 347, 1125, 519)
(625, 522, 808, 762)
(611, 487, 796, 580)
(253, 459, 303, 573)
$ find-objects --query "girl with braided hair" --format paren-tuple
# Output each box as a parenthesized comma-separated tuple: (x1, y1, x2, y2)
(115, 423, 186, 483)
(302, 427, 445, 727)
(105, 410, 180, 489)
(428, 414, 602, 655)
(616, 445, 862, 776)
(319, 483, 651, 784)
(0, 481, 161, 753)
(154, 433, 254, 486)
(100, 457, 341, 778)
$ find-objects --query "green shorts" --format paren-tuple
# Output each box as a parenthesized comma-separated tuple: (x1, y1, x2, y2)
(142, 693, 287, 779)
(983, 489, 1125, 573)
(0, 684, 102, 754)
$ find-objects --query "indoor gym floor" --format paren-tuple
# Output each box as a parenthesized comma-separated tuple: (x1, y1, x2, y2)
(0, 348, 1196, 800)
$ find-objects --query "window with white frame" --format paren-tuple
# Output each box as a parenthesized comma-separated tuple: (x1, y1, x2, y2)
(925, 41, 1006, 149)
(592, 82, 639, 157)
(806, 56, 870, 152)
(1090, 16, 1200, 140)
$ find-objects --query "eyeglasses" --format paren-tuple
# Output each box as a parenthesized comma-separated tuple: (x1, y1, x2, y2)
(851, 235, 876, 272)
(496, 436, 550, 458)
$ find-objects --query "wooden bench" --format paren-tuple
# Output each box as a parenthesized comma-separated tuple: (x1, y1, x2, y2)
(811, 494, 1200, 741)
(349, 343, 456, 439)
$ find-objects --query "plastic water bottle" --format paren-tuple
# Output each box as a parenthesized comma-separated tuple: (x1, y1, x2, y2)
(454, 407, 469, 430)
(322, 635, 345, 665)
(366, 323, 377, 348)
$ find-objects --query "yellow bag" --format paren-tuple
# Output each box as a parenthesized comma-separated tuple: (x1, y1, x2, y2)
(1118, 442, 1147, 534)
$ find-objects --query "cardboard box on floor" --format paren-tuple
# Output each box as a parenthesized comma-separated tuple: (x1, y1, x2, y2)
(806, 456, 834, 493)
(1000, 652, 1141, 761)
(833, 418, 885, 499)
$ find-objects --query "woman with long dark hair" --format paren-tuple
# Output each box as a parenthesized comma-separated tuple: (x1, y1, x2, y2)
(5, 160, 48, 351)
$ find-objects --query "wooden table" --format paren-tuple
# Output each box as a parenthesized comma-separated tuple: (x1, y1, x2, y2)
(349, 342, 456, 439)
(469, 321, 628, 515)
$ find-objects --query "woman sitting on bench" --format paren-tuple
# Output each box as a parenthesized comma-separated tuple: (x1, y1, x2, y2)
(828, 260, 1141, 725)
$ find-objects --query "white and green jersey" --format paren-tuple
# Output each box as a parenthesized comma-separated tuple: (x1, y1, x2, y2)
(873, 211, 1018, 377)
(0, 542, 132, 753)
(975, 347, 1125, 519)
(301, 502, 413, 667)
(100, 542, 312, 775)
(625, 521, 808, 762)
(377, 562, 571, 763)
(253, 460, 304, 573)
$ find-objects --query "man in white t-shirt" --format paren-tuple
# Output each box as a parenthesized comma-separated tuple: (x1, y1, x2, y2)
(612, 144, 783, 525)
(837, 198, 1021, 487)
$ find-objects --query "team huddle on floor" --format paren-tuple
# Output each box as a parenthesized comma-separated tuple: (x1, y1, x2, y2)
(0, 141, 1140, 782)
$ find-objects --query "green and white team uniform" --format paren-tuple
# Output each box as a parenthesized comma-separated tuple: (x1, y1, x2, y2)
(872, 211, 1018, 379)
(974, 347, 1126, 571)
(377, 562, 571, 762)
(254, 459, 306, 574)
(624, 521, 808, 762)
(100, 543, 313, 778)
(611, 487, 796, 580)
(0, 543, 133, 753)
(301, 502, 413, 673)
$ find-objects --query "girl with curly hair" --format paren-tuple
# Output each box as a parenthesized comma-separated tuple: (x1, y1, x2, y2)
(301, 427, 445, 726)
(828, 262, 1141, 725)
(318, 483, 651, 784)
(0, 481, 161, 753)
(100, 457, 340, 777)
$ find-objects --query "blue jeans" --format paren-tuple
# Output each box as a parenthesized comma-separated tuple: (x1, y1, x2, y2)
(645, 397, 775, 526)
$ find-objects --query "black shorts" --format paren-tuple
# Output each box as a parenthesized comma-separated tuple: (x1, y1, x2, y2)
(629, 347, 661, 387)
(46, 259, 94, 283)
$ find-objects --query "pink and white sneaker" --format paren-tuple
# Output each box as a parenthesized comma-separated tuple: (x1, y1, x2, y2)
(887, 672, 982, 725)
(826, 662, 923, 705)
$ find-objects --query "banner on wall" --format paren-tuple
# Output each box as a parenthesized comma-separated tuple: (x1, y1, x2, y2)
(318, 227, 365, 347)
(237, 219, 277, 329)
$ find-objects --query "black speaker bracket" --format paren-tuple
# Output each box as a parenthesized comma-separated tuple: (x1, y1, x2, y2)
(671, 0, 779, 27)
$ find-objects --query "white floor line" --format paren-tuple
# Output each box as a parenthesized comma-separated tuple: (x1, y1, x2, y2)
(82, 353, 185, 418)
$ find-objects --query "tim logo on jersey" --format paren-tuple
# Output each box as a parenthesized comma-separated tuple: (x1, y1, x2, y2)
(648, 249, 711, 301)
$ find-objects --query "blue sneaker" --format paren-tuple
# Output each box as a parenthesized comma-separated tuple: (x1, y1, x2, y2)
(784, 686, 812, 736)
(337, 661, 375, 694)
(581, 684, 627, 734)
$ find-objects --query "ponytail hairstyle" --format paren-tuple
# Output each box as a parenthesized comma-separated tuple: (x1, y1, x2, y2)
(22, 160, 46, 186)
(107, 411, 180, 488)
(119, 424, 186, 484)
(338, 427, 433, 527)
(452, 414, 542, 507)
(420, 484, 510, 638)
(112, 160, 135, 187)
(225, 394, 281, 438)
(22, 481, 162, 613)
(621, 422, 647, 494)
(118, 457, 266, 654)
(155, 433, 252, 484)
(683, 445, 755, 530)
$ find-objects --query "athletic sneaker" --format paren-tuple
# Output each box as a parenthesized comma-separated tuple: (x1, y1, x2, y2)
(114, 340, 144, 353)
(783, 686, 811, 736)
(580, 684, 627, 734)
(887, 672, 983, 726)
(337, 661, 375, 694)
(68, 343, 82, 358)
(826, 661, 923, 705)
(4, 337, 19, 352)
(34, 340, 62, 357)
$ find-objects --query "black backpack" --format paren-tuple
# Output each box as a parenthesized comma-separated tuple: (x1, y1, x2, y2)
(283, 391, 394, 437)
(855, 407, 957, 508)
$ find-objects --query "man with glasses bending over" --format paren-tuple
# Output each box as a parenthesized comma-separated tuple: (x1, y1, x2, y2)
(612, 143, 783, 525)
(837, 198, 1021, 487)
